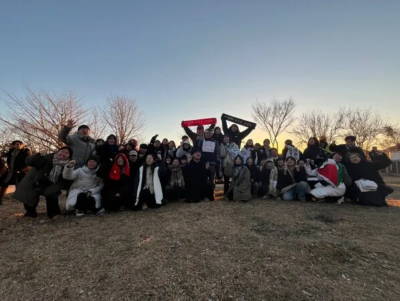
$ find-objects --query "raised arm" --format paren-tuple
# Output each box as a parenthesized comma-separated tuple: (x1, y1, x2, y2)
(62, 165, 80, 181)
(183, 127, 197, 143)
(221, 115, 229, 134)
(238, 125, 255, 140)
(372, 153, 392, 170)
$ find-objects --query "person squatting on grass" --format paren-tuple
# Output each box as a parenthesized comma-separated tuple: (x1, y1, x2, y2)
(4, 116, 397, 220)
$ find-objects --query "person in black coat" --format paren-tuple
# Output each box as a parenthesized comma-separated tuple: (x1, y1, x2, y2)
(303, 137, 326, 161)
(95, 134, 120, 176)
(329, 136, 366, 165)
(212, 127, 224, 145)
(0, 140, 32, 204)
(245, 157, 259, 197)
(221, 116, 255, 149)
(148, 134, 166, 156)
(185, 148, 214, 203)
(346, 151, 393, 206)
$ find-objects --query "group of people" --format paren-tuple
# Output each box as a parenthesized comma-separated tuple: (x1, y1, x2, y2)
(0, 114, 394, 220)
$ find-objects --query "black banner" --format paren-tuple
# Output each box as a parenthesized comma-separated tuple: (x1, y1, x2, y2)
(221, 114, 256, 128)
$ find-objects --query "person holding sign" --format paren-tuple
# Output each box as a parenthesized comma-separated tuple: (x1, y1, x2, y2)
(221, 114, 256, 148)
(197, 130, 221, 188)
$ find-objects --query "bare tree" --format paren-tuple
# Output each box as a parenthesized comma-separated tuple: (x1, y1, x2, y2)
(345, 107, 385, 152)
(381, 125, 400, 150)
(100, 95, 146, 144)
(89, 109, 107, 140)
(290, 108, 349, 147)
(252, 98, 296, 149)
(0, 85, 87, 151)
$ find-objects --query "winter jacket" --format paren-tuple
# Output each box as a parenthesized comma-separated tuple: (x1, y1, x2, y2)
(245, 163, 259, 183)
(227, 166, 252, 201)
(58, 126, 95, 168)
(198, 138, 221, 164)
(13, 153, 57, 206)
(240, 146, 254, 164)
(346, 154, 392, 185)
(277, 167, 307, 192)
(220, 143, 240, 177)
(303, 146, 326, 161)
(259, 146, 272, 160)
(221, 116, 255, 149)
(185, 159, 211, 202)
(259, 166, 278, 196)
(176, 145, 192, 158)
(5, 147, 32, 174)
(133, 163, 166, 206)
(184, 124, 216, 147)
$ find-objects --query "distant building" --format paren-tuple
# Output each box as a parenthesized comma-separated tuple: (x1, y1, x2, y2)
(385, 145, 400, 160)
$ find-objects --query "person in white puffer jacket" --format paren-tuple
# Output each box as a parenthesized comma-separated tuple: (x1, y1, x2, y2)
(63, 155, 104, 216)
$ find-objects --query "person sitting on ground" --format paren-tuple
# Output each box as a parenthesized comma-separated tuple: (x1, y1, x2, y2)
(133, 154, 166, 210)
(185, 148, 214, 203)
(165, 158, 185, 202)
(225, 155, 252, 202)
(277, 156, 308, 201)
(176, 140, 192, 158)
(259, 158, 278, 199)
(220, 134, 240, 194)
(329, 136, 366, 165)
(63, 155, 104, 216)
(245, 157, 259, 197)
(0, 140, 32, 205)
(58, 119, 95, 168)
(345, 151, 393, 207)
(101, 153, 131, 211)
(183, 123, 216, 147)
(221, 115, 255, 149)
(304, 153, 346, 202)
(13, 146, 73, 219)
(303, 137, 326, 161)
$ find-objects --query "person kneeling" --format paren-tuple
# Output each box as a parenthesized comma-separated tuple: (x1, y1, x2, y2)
(63, 155, 104, 216)
(226, 155, 252, 202)
(133, 154, 165, 210)
(304, 153, 346, 202)
(165, 158, 185, 201)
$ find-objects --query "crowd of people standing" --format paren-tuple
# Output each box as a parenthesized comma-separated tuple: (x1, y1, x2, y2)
(0, 114, 395, 220)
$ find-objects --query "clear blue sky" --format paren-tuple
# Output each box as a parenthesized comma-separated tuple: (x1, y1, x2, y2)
(1, 0, 399, 144)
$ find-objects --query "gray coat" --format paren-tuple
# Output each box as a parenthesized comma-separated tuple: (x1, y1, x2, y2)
(13, 153, 55, 206)
(58, 126, 95, 168)
(227, 166, 252, 201)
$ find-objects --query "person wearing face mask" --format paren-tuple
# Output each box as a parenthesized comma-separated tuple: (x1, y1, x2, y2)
(63, 155, 104, 216)
(345, 151, 393, 206)
(329, 136, 366, 165)
(259, 158, 278, 199)
(13, 146, 74, 219)
(277, 156, 308, 201)
(165, 158, 186, 201)
(225, 155, 252, 202)
(220, 134, 241, 194)
(58, 119, 96, 168)
(133, 153, 166, 210)
(101, 153, 131, 211)
(0, 140, 32, 205)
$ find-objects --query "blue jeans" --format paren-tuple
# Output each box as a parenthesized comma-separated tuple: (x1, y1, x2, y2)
(282, 181, 308, 201)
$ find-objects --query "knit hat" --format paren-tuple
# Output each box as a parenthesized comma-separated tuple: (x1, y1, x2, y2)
(139, 143, 148, 149)
(86, 155, 101, 166)
(106, 134, 117, 142)
(345, 136, 356, 142)
(129, 150, 138, 156)
(78, 125, 90, 131)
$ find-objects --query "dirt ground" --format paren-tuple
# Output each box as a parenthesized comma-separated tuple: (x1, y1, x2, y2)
(1, 176, 400, 301)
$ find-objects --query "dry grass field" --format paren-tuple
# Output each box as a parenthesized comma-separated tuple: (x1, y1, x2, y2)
(0, 176, 400, 301)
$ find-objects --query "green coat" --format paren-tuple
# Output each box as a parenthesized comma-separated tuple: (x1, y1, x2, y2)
(13, 153, 55, 206)
(228, 166, 252, 201)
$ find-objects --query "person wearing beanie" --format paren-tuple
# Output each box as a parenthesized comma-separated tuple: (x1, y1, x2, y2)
(0, 140, 32, 205)
(13, 146, 74, 219)
(225, 155, 252, 202)
(176, 140, 192, 158)
(62, 155, 104, 216)
(58, 119, 95, 168)
(183, 122, 216, 147)
(329, 136, 366, 165)
(276, 156, 308, 201)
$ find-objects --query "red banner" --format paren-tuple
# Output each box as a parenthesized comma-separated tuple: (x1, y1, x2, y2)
(181, 118, 217, 128)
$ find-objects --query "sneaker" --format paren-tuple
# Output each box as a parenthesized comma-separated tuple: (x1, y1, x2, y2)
(76, 209, 84, 217)
(142, 203, 148, 210)
(96, 208, 105, 215)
